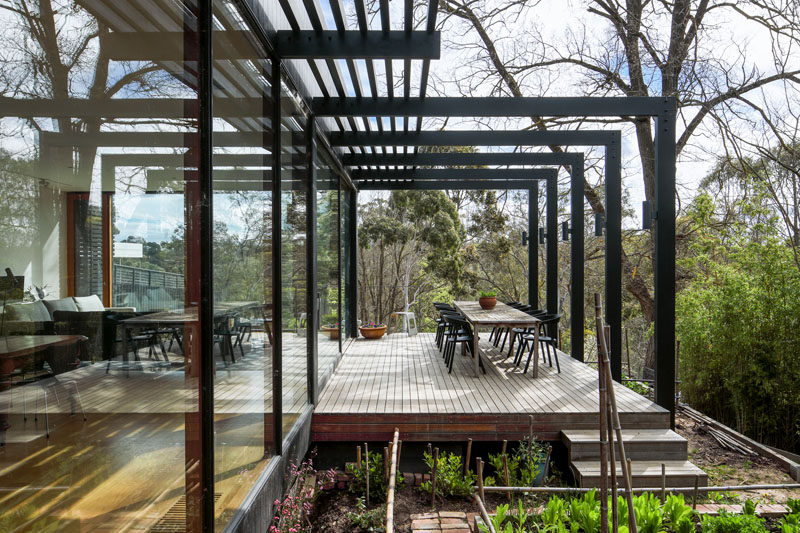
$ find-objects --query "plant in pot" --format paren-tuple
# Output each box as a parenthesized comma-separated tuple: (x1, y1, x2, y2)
(359, 321, 387, 339)
(478, 290, 497, 310)
(320, 313, 339, 340)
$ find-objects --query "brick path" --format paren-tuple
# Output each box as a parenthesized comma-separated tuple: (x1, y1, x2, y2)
(410, 511, 471, 533)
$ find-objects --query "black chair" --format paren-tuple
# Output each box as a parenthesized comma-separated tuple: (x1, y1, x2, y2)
(504, 308, 547, 358)
(497, 305, 534, 351)
(436, 310, 463, 352)
(442, 316, 485, 374)
(214, 314, 242, 365)
(515, 314, 562, 374)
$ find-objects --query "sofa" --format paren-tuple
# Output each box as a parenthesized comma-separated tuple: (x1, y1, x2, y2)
(1, 295, 135, 366)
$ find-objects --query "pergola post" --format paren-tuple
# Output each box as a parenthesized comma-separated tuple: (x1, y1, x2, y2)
(546, 176, 558, 315)
(605, 133, 623, 381)
(306, 117, 318, 404)
(654, 103, 677, 426)
(528, 183, 538, 309)
(348, 190, 359, 339)
(570, 165, 585, 362)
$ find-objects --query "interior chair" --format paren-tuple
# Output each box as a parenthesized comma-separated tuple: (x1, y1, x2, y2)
(213, 314, 241, 365)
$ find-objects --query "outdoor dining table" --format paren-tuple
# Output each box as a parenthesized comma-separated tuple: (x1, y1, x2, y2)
(453, 301, 542, 377)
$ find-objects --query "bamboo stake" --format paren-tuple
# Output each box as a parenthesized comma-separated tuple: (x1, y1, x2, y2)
(661, 463, 666, 503)
(384, 447, 389, 482)
(386, 428, 400, 533)
(501, 439, 507, 456)
(431, 447, 439, 508)
(605, 325, 618, 532)
(356, 445, 362, 469)
(480, 483, 800, 494)
(598, 323, 609, 533)
(502, 454, 511, 501)
(473, 494, 496, 533)
(529, 414, 534, 443)
(692, 476, 699, 510)
(595, 294, 637, 533)
(364, 442, 370, 507)
(465, 438, 473, 476)
(477, 457, 485, 502)
(625, 327, 631, 378)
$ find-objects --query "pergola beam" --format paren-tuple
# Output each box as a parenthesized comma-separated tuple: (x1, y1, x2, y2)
(343, 152, 582, 166)
(352, 168, 556, 181)
(99, 30, 440, 60)
(357, 179, 549, 190)
(330, 130, 618, 146)
(314, 96, 673, 117)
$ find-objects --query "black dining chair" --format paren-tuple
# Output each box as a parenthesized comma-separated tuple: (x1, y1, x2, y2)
(504, 308, 547, 358)
(514, 314, 562, 374)
(442, 315, 485, 374)
(436, 310, 463, 352)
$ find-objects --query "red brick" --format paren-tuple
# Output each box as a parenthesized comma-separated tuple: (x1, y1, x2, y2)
(423, 474, 431, 482)
(414, 473, 423, 486)
(411, 518, 441, 530)
(439, 511, 467, 518)
(411, 513, 438, 520)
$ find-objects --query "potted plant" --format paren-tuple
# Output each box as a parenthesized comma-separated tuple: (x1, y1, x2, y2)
(478, 290, 497, 310)
(321, 323, 340, 340)
(359, 321, 387, 339)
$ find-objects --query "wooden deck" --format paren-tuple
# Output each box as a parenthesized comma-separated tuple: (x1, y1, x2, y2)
(312, 332, 669, 442)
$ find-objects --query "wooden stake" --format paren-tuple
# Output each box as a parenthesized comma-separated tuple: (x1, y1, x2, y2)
(465, 438, 473, 476)
(661, 463, 666, 503)
(384, 447, 389, 482)
(477, 457, 485, 502)
(501, 439, 507, 456)
(364, 442, 370, 507)
(608, 397, 618, 533)
(625, 327, 631, 378)
(473, 494, 496, 533)
(431, 447, 439, 508)
(529, 414, 534, 443)
(397, 440, 403, 468)
(692, 476, 699, 510)
(356, 445, 362, 469)
(502, 454, 511, 501)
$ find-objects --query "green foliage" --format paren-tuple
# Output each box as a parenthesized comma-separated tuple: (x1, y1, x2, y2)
(787, 499, 800, 515)
(346, 497, 386, 532)
(678, 188, 800, 452)
(486, 438, 549, 488)
(743, 498, 757, 515)
(479, 290, 497, 298)
(345, 450, 403, 503)
(631, 492, 662, 533)
(699, 509, 768, 532)
(419, 451, 476, 499)
(663, 494, 695, 533)
(478, 503, 513, 533)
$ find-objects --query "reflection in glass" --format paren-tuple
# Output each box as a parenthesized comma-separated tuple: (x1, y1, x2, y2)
(317, 152, 341, 380)
(281, 76, 309, 439)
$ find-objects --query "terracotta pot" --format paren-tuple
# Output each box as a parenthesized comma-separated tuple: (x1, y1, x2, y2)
(359, 325, 387, 339)
(478, 297, 497, 310)
(321, 326, 340, 340)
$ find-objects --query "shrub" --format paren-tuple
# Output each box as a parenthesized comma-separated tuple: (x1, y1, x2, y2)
(345, 450, 404, 503)
(486, 438, 549, 488)
(420, 450, 476, 499)
(699, 509, 768, 533)
(346, 496, 386, 531)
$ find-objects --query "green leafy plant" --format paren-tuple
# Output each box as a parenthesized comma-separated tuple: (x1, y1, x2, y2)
(663, 493, 695, 533)
(787, 499, 800, 515)
(478, 503, 513, 533)
(700, 509, 768, 533)
(743, 498, 757, 515)
(420, 450, 476, 499)
(345, 450, 403, 503)
(346, 496, 386, 532)
(540, 496, 568, 530)
(568, 491, 600, 533)
(779, 512, 800, 533)
(632, 492, 663, 533)
(486, 438, 550, 488)
(479, 290, 497, 298)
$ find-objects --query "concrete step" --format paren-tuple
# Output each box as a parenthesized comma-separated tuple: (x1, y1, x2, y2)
(561, 429, 688, 461)
(571, 460, 708, 489)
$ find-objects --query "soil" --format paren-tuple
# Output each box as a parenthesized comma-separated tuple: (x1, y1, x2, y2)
(674, 411, 800, 504)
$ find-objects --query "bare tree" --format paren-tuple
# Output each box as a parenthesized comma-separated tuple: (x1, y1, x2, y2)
(434, 0, 800, 372)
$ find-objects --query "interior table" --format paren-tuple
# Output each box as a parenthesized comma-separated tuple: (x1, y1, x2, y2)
(453, 301, 541, 377)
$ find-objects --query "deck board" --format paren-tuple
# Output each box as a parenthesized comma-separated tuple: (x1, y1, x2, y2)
(312, 332, 667, 442)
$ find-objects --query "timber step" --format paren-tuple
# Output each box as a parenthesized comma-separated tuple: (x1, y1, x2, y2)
(561, 428, 688, 461)
(570, 460, 708, 489)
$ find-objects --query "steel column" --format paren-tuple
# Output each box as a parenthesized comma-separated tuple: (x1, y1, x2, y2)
(570, 166, 584, 362)
(271, 60, 283, 449)
(546, 176, 558, 315)
(528, 184, 538, 309)
(605, 134, 623, 381)
(348, 190, 359, 339)
(654, 105, 677, 425)
(197, 0, 215, 529)
(306, 118, 318, 404)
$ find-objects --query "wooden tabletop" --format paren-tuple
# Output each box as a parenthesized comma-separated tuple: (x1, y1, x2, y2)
(0, 334, 87, 358)
(453, 301, 541, 327)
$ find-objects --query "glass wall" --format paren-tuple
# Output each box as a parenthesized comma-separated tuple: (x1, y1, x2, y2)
(211, 2, 275, 528)
(0, 1, 207, 530)
(317, 151, 341, 380)
(280, 75, 309, 440)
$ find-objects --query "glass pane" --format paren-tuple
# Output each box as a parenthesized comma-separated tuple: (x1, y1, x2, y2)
(0, 1, 205, 530)
(317, 151, 340, 379)
(280, 77, 308, 439)
(341, 187, 353, 340)
(211, 2, 275, 528)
